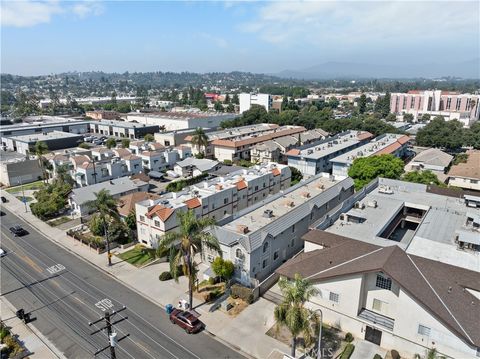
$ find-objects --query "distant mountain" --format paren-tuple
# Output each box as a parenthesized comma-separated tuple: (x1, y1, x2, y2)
(277, 59, 480, 80)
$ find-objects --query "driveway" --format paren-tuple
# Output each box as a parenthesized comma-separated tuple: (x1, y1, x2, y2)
(350, 340, 387, 359)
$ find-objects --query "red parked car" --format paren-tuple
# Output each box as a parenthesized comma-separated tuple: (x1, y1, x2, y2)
(169, 309, 204, 334)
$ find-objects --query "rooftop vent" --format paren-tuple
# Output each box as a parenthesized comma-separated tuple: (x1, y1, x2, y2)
(284, 200, 295, 208)
(263, 209, 273, 218)
(354, 201, 365, 209)
(236, 224, 249, 234)
(160, 200, 169, 205)
(301, 192, 310, 198)
(367, 200, 378, 208)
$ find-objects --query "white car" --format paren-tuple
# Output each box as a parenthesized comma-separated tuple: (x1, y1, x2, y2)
(166, 170, 180, 178)
(0, 248, 6, 257)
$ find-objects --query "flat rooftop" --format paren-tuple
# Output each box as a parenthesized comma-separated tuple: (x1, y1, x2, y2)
(331, 133, 408, 165)
(288, 130, 369, 160)
(0, 151, 26, 163)
(203, 123, 277, 141)
(138, 162, 288, 210)
(127, 112, 236, 121)
(325, 178, 480, 271)
(8, 131, 83, 143)
(93, 119, 158, 129)
(1, 117, 88, 133)
(224, 175, 339, 234)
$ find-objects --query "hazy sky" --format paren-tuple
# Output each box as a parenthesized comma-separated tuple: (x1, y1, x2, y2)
(1, 0, 479, 75)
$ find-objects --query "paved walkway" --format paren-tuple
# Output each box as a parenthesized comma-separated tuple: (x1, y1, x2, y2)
(1, 191, 290, 359)
(0, 296, 65, 359)
(350, 339, 387, 359)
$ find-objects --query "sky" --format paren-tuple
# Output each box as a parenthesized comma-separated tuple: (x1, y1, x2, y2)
(1, 0, 479, 76)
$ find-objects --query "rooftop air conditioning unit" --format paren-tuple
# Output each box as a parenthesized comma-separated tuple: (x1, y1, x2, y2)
(367, 200, 378, 208)
(263, 209, 273, 218)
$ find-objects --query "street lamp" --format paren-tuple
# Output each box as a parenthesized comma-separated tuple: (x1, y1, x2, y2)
(308, 308, 323, 359)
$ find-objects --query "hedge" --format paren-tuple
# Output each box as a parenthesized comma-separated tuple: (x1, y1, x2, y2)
(373, 355, 383, 359)
(345, 332, 354, 343)
(159, 271, 172, 281)
(340, 344, 355, 359)
(230, 284, 254, 304)
(166, 173, 209, 192)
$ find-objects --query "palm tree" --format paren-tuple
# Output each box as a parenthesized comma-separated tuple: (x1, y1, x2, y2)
(55, 164, 74, 186)
(34, 141, 49, 183)
(274, 274, 319, 358)
(85, 189, 120, 266)
(158, 210, 220, 310)
(190, 128, 209, 156)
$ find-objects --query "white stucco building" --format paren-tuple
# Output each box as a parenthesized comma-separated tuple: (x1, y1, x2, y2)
(239, 93, 272, 114)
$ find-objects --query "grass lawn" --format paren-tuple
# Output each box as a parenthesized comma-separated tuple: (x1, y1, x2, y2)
(117, 246, 155, 267)
(15, 196, 34, 202)
(48, 216, 72, 227)
(6, 180, 44, 194)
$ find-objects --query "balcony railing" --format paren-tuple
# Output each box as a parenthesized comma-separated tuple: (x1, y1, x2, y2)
(358, 308, 395, 331)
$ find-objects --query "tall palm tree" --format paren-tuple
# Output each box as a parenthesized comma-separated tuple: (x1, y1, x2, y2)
(55, 163, 74, 186)
(190, 128, 209, 156)
(34, 141, 49, 183)
(158, 210, 220, 310)
(85, 189, 120, 266)
(275, 274, 319, 358)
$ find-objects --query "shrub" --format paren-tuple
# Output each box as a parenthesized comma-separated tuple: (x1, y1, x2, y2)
(231, 284, 254, 304)
(0, 324, 10, 342)
(391, 349, 400, 359)
(208, 277, 216, 285)
(223, 159, 232, 165)
(373, 355, 383, 359)
(345, 332, 354, 343)
(340, 343, 355, 359)
(159, 271, 172, 281)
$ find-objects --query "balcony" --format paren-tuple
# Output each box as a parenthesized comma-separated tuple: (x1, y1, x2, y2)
(358, 308, 395, 331)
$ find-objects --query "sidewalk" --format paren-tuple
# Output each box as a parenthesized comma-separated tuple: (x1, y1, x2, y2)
(0, 296, 65, 359)
(1, 191, 290, 359)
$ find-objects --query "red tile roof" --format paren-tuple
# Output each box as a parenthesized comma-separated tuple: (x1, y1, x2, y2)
(184, 197, 201, 209)
(374, 142, 401, 155)
(397, 135, 410, 145)
(236, 180, 247, 190)
(146, 205, 174, 221)
(357, 131, 374, 141)
(286, 149, 301, 156)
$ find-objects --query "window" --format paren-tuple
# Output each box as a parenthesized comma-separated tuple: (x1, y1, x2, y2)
(263, 242, 269, 253)
(236, 248, 243, 259)
(376, 274, 392, 290)
(290, 238, 295, 247)
(154, 220, 160, 227)
(291, 224, 295, 233)
(139, 215, 145, 222)
(329, 292, 339, 303)
(207, 254, 214, 263)
(224, 198, 228, 204)
(273, 250, 279, 260)
(418, 325, 431, 336)
(262, 259, 268, 268)
(255, 185, 259, 191)
(372, 299, 383, 311)
(203, 205, 208, 210)
(155, 234, 161, 240)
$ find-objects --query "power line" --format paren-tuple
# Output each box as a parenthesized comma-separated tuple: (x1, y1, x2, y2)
(89, 307, 130, 359)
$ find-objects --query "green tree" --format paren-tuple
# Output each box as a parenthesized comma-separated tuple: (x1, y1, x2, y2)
(191, 127, 209, 155)
(226, 103, 235, 113)
(348, 154, 404, 190)
(224, 94, 230, 104)
(358, 94, 367, 114)
(144, 133, 154, 142)
(402, 170, 441, 186)
(55, 164, 74, 186)
(232, 93, 239, 105)
(105, 138, 117, 149)
(403, 113, 414, 123)
(289, 166, 303, 186)
(214, 101, 224, 112)
(125, 209, 137, 231)
(385, 113, 397, 122)
(85, 189, 121, 266)
(211, 257, 234, 283)
(34, 141, 49, 183)
(121, 138, 131, 149)
(158, 210, 220, 310)
(415, 117, 465, 150)
(274, 274, 319, 357)
(419, 113, 431, 123)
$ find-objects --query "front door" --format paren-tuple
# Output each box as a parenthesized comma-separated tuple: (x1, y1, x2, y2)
(365, 326, 382, 346)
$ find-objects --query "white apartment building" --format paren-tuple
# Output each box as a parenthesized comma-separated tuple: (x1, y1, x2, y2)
(135, 163, 291, 247)
(287, 131, 374, 177)
(125, 112, 235, 131)
(330, 134, 410, 178)
(205, 175, 355, 286)
(239, 93, 272, 114)
(276, 230, 480, 359)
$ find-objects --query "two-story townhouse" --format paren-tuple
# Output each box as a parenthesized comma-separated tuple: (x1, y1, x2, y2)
(135, 163, 291, 247)
(276, 230, 480, 359)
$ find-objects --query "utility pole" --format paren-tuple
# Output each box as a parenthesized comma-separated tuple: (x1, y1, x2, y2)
(89, 306, 129, 358)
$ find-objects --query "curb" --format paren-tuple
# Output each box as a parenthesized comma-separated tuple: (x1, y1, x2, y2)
(2, 195, 256, 359)
(0, 296, 67, 359)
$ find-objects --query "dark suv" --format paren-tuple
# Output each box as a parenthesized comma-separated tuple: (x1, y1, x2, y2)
(169, 309, 204, 334)
(9, 225, 28, 236)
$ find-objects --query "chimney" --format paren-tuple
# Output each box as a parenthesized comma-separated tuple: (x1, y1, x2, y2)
(284, 200, 295, 208)
(236, 224, 249, 234)
(301, 191, 310, 198)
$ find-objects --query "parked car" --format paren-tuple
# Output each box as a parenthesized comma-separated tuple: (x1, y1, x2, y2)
(9, 225, 28, 237)
(169, 309, 204, 334)
(0, 248, 6, 257)
(0, 211, 5, 216)
(1, 196, 7, 203)
(92, 139, 103, 146)
(84, 136, 94, 142)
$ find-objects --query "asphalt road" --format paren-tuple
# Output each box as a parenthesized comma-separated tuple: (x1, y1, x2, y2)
(0, 207, 244, 359)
